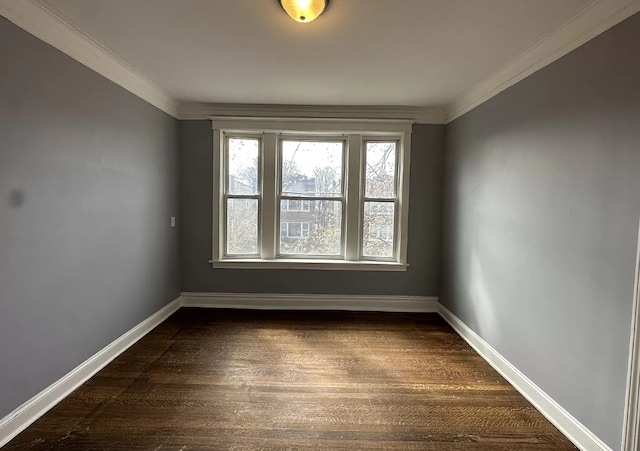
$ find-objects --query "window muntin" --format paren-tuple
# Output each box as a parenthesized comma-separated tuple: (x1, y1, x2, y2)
(211, 119, 411, 270)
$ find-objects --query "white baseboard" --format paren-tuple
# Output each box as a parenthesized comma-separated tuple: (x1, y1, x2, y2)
(437, 304, 611, 451)
(0, 293, 611, 451)
(0, 296, 182, 448)
(180, 292, 440, 313)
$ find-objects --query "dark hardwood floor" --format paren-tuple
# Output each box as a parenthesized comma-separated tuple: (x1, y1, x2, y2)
(5, 308, 576, 450)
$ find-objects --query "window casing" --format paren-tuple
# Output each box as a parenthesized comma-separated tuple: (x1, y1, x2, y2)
(210, 118, 412, 271)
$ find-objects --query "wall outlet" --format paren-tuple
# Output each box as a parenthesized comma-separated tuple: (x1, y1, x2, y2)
(170, 216, 176, 227)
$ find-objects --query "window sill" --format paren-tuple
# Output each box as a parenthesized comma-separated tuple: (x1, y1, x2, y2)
(208, 259, 409, 272)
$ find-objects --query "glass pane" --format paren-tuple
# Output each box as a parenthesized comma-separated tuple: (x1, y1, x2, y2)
(365, 141, 397, 198)
(226, 198, 258, 255)
(281, 140, 343, 197)
(227, 138, 259, 195)
(280, 222, 310, 238)
(282, 199, 310, 211)
(363, 201, 395, 258)
(280, 200, 342, 256)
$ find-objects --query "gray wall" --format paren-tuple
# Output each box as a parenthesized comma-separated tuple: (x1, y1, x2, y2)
(180, 121, 443, 296)
(442, 13, 640, 449)
(0, 18, 180, 418)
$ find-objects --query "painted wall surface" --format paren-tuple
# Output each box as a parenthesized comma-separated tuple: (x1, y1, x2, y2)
(180, 122, 443, 296)
(442, 13, 640, 449)
(0, 19, 180, 418)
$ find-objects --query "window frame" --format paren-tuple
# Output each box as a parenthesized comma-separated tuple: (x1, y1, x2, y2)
(210, 117, 412, 271)
(360, 138, 401, 262)
(222, 134, 263, 259)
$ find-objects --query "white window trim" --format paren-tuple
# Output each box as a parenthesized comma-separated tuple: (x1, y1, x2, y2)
(210, 117, 412, 271)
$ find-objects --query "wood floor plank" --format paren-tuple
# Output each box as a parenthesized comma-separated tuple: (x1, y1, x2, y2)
(4, 309, 577, 450)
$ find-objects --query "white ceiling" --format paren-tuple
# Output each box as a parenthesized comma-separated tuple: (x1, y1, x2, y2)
(40, 0, 593, 109)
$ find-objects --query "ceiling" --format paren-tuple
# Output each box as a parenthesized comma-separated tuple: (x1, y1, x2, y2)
(40, 0, 591, 107)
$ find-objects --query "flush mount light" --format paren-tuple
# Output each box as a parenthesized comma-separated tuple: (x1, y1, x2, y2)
(278, 0, 330, 23)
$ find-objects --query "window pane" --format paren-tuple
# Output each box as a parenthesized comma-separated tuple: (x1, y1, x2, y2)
(226, 198, 258, 255)
(281, 140, 343, 197)
(365, 142, 396, 198)
(280, 200, 342, 256)
(227, 138, 259, 195)
(281, 222, 310, 238)
(283, 199, 311, 211)
(363, 201, 395, 258)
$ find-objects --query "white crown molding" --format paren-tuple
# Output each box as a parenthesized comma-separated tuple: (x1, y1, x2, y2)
(179, 102, 446, 124)
(445, 0, 640, 123)
(0, 0, 179, 118)
(0, 296, 182, 448)
(438, 304, 612, 451)
(181, 292, 440, 313)
(622, 219, 640, 450)
(2, 0, 638, 125)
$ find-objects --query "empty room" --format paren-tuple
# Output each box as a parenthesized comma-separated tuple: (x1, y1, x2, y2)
(1, 0, 640, 449)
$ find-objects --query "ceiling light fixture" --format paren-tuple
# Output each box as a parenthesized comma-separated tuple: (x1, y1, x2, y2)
(278, 0, 330, 23)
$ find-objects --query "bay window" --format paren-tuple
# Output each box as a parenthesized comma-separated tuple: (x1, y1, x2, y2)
(210, 118, 412, 271)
